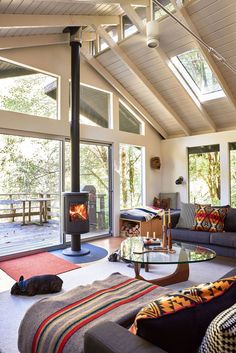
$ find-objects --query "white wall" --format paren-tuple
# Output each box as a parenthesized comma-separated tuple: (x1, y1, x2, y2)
(0, 44, 162, 237)
(161, 130, 236, 207)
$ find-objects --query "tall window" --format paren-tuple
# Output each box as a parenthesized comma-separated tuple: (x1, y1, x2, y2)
(80, 84, 110, 128)
(119, 102, 143, 135)
(0, 59, 57, 119)
(188, 145, 220, 205)
(120, 144, 143, 209)
(65, 141, 112, 237)
(172, 49, 224, 101)
(230, 143, 236, 207)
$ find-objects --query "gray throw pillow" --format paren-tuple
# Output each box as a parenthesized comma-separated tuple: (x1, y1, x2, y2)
(176, 202, 195, 229)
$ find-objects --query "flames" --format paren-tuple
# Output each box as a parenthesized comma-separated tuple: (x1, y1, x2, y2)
(69, 203, 88, 222)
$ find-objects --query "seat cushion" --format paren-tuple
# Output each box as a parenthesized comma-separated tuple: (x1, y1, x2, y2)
(199, 303, 236, 353)
(210, 232, 236, 248)
(130, 277, 236, 353)
(172, 228, 210, 244)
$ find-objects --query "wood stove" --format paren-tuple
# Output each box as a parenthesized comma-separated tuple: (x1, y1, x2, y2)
(62, 26, 90, 256)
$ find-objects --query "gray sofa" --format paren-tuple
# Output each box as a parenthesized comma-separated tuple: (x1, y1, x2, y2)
(171, 206, 236, 258)
(84, 268, 236, 353)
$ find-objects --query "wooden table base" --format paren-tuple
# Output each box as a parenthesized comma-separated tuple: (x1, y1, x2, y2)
(134, 262, 189, 286)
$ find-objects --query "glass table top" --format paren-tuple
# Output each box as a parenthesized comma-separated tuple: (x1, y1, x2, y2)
(120, 237, 216, 265)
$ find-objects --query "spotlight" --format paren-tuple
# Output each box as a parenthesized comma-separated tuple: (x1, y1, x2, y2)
(146, 20, 159, 48)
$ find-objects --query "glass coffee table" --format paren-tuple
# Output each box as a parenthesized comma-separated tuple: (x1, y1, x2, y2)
(120, 237, 216, 286)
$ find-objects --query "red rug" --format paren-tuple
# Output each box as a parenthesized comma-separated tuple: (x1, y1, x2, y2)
(0, 252, 80, 281)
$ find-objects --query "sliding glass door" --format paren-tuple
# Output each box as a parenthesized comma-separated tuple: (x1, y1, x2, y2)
(0, 133, 62, 256)
(65, 141, 112, 239)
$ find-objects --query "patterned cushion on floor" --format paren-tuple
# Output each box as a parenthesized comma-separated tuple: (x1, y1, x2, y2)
(199, 303, 236, 353)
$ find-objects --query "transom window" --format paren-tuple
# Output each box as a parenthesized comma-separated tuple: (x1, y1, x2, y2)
(172, 49, 225, 102)
(153, 0, 174, 20)
(119, 102, 143, 135)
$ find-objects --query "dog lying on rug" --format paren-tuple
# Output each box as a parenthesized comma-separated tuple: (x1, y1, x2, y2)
(11, 274, 63, 296)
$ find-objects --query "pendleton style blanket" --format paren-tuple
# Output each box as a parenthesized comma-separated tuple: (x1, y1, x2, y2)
(18, 273, 171, 353)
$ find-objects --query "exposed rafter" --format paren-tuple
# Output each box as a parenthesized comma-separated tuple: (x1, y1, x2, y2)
(0, 33, 96, 51)
(0, 14, 119, 28)
(96, 25, 191, 135)
(20, 0, 148, 4)
(82, 50, 168, 138)
(170, 0, 236, 112)
(121, 3, 216, 132)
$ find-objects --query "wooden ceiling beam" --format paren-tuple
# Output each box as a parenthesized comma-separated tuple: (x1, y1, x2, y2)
(0, 33, 97, 50)
(0, 14, 119, 28)
(82, 50, 168, 138)
(96, 25, 191, 135)
(122, 3, 216, 132)
(171, 1, 236, 112)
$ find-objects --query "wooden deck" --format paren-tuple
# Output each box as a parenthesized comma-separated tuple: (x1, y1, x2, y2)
(0, 220, 60, 256)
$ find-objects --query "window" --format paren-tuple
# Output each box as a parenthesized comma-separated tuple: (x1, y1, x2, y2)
(0, 59, 58, 119)
(99, 25, 118, 52)
(119, 101, 143, 135)
(65, 141, 112, 238)
(172, 49, 224, 101)
(80, 84, 111, 128)
(188, 145, 220, 205)
(120, 144, 143, 209)
(230, 143, 236, 207)
(153, 0, 174, 20)
(123, 7, 146, 38)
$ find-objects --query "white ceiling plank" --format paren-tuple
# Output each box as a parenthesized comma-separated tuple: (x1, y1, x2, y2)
(97, 25, 191, 135)
(0, 14, 120, 28)
(172, 2, 236, 113)
(121, 3, 216, 132)
(82, 50, 168, 138)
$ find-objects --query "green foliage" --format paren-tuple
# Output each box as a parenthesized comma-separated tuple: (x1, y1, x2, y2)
(0, 73, 57, 118)
(230, 150, 236, 207)
(189, 151, 220, 205)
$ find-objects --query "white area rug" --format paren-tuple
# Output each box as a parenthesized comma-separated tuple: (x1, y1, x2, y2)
(0, 256, 236, 353)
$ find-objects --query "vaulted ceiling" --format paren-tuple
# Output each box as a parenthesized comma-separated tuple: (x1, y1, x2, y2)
(0, 0, 236, 139)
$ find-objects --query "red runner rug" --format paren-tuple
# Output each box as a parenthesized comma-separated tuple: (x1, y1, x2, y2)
(0, 252, 80, 281)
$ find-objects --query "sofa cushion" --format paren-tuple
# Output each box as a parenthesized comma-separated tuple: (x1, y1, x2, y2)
(172, 227, 210, 244)
(224, 207, 236, 232)
(199, 303, 236, 353)
(210, 232, 236, 248)
(176, 202, 195, 229)
(130, 277, 236, 353)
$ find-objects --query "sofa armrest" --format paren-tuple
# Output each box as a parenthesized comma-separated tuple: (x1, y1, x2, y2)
(84, 321, 167, 353)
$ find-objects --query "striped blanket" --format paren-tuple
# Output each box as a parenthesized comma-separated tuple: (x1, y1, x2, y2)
(18, 273, 171, 353)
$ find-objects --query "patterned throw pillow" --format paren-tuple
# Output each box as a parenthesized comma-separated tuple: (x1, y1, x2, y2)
(199, 303, 236, 353)
(192, 205, 228, 232)
(129, 277, 236, 353)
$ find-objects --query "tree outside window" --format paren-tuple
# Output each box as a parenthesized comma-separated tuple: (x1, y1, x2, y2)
(188, 145, 220, 205)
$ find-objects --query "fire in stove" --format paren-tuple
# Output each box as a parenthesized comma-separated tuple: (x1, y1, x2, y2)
(69, 203, 88, 222)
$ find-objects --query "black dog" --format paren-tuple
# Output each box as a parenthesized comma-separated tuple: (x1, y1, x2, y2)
(11, 274, 63, 296)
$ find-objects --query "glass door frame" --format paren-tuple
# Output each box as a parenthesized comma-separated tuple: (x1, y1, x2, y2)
(63, 139, 113, 245)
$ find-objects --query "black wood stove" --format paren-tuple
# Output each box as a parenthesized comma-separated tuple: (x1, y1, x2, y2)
(62, 27, 90, 256)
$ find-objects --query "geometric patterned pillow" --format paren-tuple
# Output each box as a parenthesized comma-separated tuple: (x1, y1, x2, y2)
(199, 303, 236, 353)
(192, 204, 212, 231)
(130, 276, 236, 335)
(207, 207, 229, 232)
(192, 205, 228, 232)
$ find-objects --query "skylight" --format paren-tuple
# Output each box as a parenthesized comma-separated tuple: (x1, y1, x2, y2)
(153, 0, 174, 20)
(171, 49, 225, 102)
